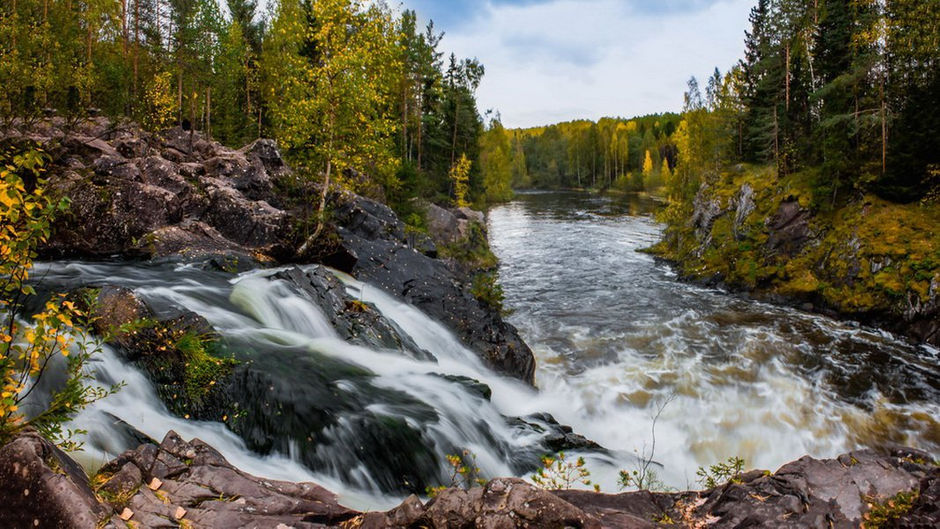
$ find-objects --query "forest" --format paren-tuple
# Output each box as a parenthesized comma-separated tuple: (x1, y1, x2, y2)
(509, 0, 939, 207)
(0, 0, 506, 217)
(668, 0, 939, 206)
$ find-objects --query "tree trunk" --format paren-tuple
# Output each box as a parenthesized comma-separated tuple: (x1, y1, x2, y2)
(133, 0, 139, 101)
(299, 120, 336, 257)
(785, 44, 790, 111)
(451, 99, 460, 166)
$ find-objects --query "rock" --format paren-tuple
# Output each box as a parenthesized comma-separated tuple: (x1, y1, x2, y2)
(323, 193, 535, 383)
(456, 207, 485, 225)
(272, 266, 435, 359)
(766, 199, 811, 257)
(136, 220, 262, 265)
(0, 430, 112, 529)
(93, 154, 140, 181)
(243, 138, 291, 181)
(95, 431, 358, 528)
(203, 186, 287, 248)
(688, 184, 725, 251)
(732, 182, 756, 239)
(426, 203, 461, 246)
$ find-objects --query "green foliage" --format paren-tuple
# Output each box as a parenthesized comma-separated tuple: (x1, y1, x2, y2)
(470, 271, 508, 316)
(531, 451, 600, 491)
(426, 449, 487, 498)
(438, 222, 499, 271)
(618, 466, 667, 492)
(696, 456, 746, 489)
(173, 331, 237, 405)
(507, 114, 680, 191)
(861, 490, 919, 529)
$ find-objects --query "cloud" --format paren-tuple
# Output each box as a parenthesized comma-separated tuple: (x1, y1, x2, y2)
(402, 0, 756, 128)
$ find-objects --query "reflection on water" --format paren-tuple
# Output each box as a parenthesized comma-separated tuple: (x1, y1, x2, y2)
(489, 191, 939, 482)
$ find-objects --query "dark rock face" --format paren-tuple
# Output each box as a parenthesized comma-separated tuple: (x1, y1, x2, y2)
(273, 266, 435, 360)
(325, 193, 535, 384)
(8, 121, 291, 262)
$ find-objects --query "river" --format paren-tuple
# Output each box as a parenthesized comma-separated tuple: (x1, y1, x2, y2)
(29, 191, 940, 509)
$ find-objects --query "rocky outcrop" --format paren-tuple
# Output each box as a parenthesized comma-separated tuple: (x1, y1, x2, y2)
(7, 118, 535, 382)
(652, 177, 940, 347)
(2, 431, 936, 529)
(0, 119, 290, 263)
(322, 192, 536, 383)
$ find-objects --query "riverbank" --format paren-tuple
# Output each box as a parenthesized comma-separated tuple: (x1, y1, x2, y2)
(2, 427, 937, 528)
(646, 166, 939, 347)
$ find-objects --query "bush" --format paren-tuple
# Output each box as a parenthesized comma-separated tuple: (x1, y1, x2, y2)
(531, 452, 599, 491)
(696, 456, 746, 489)
(0, 147, 118, 450)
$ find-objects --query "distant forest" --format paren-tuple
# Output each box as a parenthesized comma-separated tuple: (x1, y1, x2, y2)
(505, 0, 939, 206)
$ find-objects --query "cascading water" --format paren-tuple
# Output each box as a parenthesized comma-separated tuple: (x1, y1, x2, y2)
(26, 190, 940, 509)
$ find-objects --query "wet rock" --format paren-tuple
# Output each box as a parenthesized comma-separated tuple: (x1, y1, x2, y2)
(324, 193, 535, 383)
(273, 266, 434, 359)
(0, 430, 113, 529)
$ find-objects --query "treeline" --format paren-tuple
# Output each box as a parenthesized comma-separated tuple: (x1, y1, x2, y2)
(0, 0, 497, 213)
(671, 0, 940, 206)
(479, 114, 681, 192)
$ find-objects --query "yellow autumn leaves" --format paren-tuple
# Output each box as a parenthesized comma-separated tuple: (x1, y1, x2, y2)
(0, 147, 93, 445)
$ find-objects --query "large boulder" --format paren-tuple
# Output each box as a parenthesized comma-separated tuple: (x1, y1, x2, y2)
(0, 431, 116, 529)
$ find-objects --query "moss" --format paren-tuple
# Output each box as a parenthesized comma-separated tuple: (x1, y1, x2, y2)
(439, 222, 499, 271)
(861, 489, 919, 529)
(174, 331, 238, 405)
(650, 163, 939, 325)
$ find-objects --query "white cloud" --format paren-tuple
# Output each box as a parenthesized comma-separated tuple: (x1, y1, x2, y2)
(433, 0, 755, 128)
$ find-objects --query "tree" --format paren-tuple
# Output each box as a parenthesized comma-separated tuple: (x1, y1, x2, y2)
(450, 153, 471, 208)
(479, 117, 514, 204)
(264, 0, 401, 255)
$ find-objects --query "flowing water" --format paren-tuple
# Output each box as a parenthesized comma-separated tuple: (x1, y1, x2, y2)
(26, 190, 940, 508)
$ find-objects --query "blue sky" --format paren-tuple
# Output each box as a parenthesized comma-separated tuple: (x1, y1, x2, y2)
(399, 0, 756, 128)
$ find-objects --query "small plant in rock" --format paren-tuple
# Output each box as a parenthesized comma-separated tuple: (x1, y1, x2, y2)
(426, 449, 487, 498)
(531, 451, 600, 491)
(619, 394, 675, 492)
(696, 456, 746, 489)
(861, 490, 920, 529)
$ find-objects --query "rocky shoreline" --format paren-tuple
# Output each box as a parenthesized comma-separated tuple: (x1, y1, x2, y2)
(1, 428, 937, 528)
(647, 174, 939, 348)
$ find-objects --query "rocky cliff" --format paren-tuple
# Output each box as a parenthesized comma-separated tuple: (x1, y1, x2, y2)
(2, 118, 534, 383)
(648, 167, 939, 347)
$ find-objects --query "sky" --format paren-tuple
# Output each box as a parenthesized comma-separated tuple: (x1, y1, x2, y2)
(400, 0, 757, 128)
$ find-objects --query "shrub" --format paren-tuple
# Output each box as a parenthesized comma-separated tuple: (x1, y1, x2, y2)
(531, 452, 600, 491)
(1, 147, 118, 450)
(696, 456, 746, 489)
(426, 449, 487, 497)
